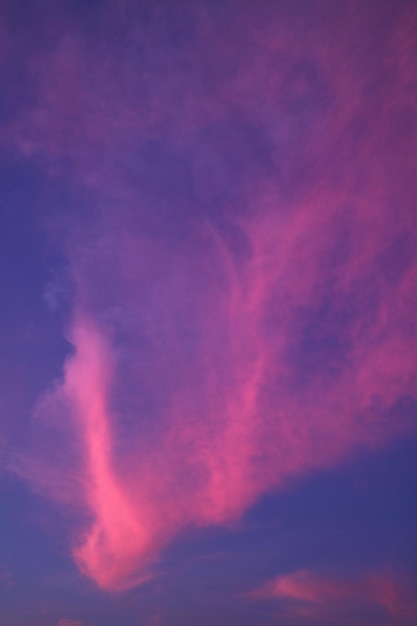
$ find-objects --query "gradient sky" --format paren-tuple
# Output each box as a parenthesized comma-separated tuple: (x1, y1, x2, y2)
(1, 1, 417, 625)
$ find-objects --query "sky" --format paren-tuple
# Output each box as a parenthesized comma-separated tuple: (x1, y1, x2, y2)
(0, 0, 417, 624)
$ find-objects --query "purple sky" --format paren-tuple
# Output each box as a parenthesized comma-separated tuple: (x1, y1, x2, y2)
(0, 1, 417, 625)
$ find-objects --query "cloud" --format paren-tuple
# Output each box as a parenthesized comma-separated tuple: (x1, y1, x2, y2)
(58, 620, 83, 626)
(5, 0, 417, 591)
(0, 562, 14, 588)
(249, 569, 417, 624)
(146, 614, 163, 626)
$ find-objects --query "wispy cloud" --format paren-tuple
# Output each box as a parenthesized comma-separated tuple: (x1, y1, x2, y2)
(4, 0, 417, 592)
(249, 569, 417, 624)
(0, 562, 14, 588)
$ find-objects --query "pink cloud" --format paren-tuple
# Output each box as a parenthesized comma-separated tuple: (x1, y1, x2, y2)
(7, 0, 417, 592)
(65, 316, 156, 589)
(146, 613, 163, 626)
(57, 620, 83, 626)
(0, 562, 13, 588)
(31, 188, 416, 591)
(249, 569, 417, 624)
